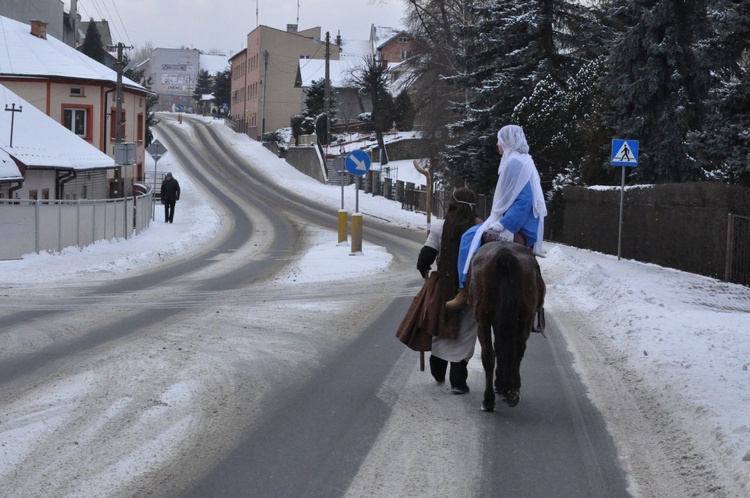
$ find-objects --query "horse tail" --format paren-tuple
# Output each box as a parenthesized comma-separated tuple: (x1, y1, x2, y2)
(494, 248, 522, 336)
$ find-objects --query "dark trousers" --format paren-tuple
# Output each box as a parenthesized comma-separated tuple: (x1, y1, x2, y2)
(164, 200, 176, 223)
(429, 355, 469, 390)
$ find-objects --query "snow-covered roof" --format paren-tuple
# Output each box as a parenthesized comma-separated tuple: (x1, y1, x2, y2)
(199, 54, 230, 75)
(0, 148, 22, 181)
(0, 16, 145, 93)
(339, 39, 372, 59)
(371, 26, 403, 50)
(298, 59, 362, 88)
(0, 83, 115, 170)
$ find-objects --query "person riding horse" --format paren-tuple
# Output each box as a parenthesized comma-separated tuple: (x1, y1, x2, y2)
(446, 125, 547, 310)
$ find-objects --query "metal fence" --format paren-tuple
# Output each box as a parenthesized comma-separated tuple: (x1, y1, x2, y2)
(399, 184, 492, 220)
(0, 192, 154, 260)
(726, 214, 750, 286)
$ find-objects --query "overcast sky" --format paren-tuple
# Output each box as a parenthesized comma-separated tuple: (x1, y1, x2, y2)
(63, 0, 405, 55)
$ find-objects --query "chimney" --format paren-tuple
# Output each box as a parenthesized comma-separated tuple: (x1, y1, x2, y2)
(30, 20, 48, 39)
(286, 24, 298, 33)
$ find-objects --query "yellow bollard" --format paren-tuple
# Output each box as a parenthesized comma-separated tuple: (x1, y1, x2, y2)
(338, 210, 348, 245)
(350, 213, 363, 254)
(178, 113, 183, 124)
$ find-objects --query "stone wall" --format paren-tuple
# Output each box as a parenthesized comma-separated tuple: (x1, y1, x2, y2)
(273, 144, 326, 183)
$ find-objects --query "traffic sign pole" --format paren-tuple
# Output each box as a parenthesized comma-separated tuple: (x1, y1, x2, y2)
(338, 154, 347, 245)
(611, 139, 639, 261)
(345, 150, 371, 255)
(152, 155, 159, 221)
(146, 140, 168, 221)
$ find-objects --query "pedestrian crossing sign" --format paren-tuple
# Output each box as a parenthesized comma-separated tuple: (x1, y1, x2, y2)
(611, 139, 639, 167)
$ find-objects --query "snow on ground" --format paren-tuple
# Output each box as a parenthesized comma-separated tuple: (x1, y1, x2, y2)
(1, 115, 749, 496)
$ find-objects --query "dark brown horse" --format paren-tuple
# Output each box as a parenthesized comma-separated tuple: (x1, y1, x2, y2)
(467, 241, 545, 412)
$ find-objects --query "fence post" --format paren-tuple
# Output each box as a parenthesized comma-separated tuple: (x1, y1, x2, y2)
(123, 196, 128, 240)
(58, 200, 62, 253)
(76, 199, 81, 248)
(725, 213, 735, 283)
(93, 200, 97, 243)
(35, 199, 40, 254)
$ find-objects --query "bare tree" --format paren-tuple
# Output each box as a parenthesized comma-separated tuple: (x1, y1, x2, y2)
(349, 56, 395, 165)
(398, 0, 476, 182)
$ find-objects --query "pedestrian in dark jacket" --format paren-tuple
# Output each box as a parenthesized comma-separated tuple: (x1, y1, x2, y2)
(161, 172, 180, 223)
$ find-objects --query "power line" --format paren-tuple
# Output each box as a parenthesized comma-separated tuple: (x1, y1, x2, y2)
(108, 0, 133, 47)
(98, 0, 124, 46)
(82, 0, 105, 21)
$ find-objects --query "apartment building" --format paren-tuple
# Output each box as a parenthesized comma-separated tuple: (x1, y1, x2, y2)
(230, 24, 339, 140)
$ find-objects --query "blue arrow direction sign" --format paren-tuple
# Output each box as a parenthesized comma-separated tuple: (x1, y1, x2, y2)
(346, 150, 371, 176)
(611, 139, 639, 167)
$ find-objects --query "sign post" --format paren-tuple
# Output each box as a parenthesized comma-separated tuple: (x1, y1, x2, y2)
(146, 139, 168, 221)
(334, 155, 347, 245)
(345, 150, 371, 254)
(611, 139, 639, 260)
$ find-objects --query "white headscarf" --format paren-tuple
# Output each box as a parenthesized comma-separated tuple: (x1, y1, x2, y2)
(462, 125, 547, 274)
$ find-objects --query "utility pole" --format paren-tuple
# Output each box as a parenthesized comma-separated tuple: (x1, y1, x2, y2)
(108, 42, 133, 196)
(4, 103, 22, 147)
(324, 31, 330, 146)
(261, 49, 269, 138)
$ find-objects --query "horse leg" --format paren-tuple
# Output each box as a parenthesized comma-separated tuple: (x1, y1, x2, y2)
(504, 322, 532, 408)
(477, 321, 496, 412)
(495, 329, 517, 406)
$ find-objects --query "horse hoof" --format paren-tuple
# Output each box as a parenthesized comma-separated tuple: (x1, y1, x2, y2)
(481, 404, 494, 412)
(504, 391, 520, 408)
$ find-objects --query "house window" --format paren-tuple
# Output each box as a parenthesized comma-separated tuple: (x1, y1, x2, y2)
(61, 104, 94, 140)
(401, 50, 412, 59)
(137, 113, 144, 143)
(70, 87, 85, 97)
(398, 37, 408, 43)
(64, 108, 87, 136)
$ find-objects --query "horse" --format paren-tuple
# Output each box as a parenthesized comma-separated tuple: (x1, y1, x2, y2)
(467, 241, 545, 412)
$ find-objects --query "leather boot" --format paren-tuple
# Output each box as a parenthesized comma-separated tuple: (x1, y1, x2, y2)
(445, 288, 469, 310)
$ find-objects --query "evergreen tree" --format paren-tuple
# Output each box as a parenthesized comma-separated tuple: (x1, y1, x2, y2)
(302, 79, 337, 122)
(393, 90, 415, 130)
(80, 20, 108, 64)
(443, 0, 605, 193)
(701, 0, 750, 79)
(303, 79, 326, 118)
(689, 61, 750, 186)
(604, 0, 712, 183)
(290, 115, 305, 146)
(192, 69, 212, 114)
(212, 69, 231, 111)
(302, 79, 338, 144)
(443, 2, 552, 191)
(687, 0, 750, 185)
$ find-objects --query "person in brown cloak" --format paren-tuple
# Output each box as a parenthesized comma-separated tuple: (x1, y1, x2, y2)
(416, 187, 482, 393)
